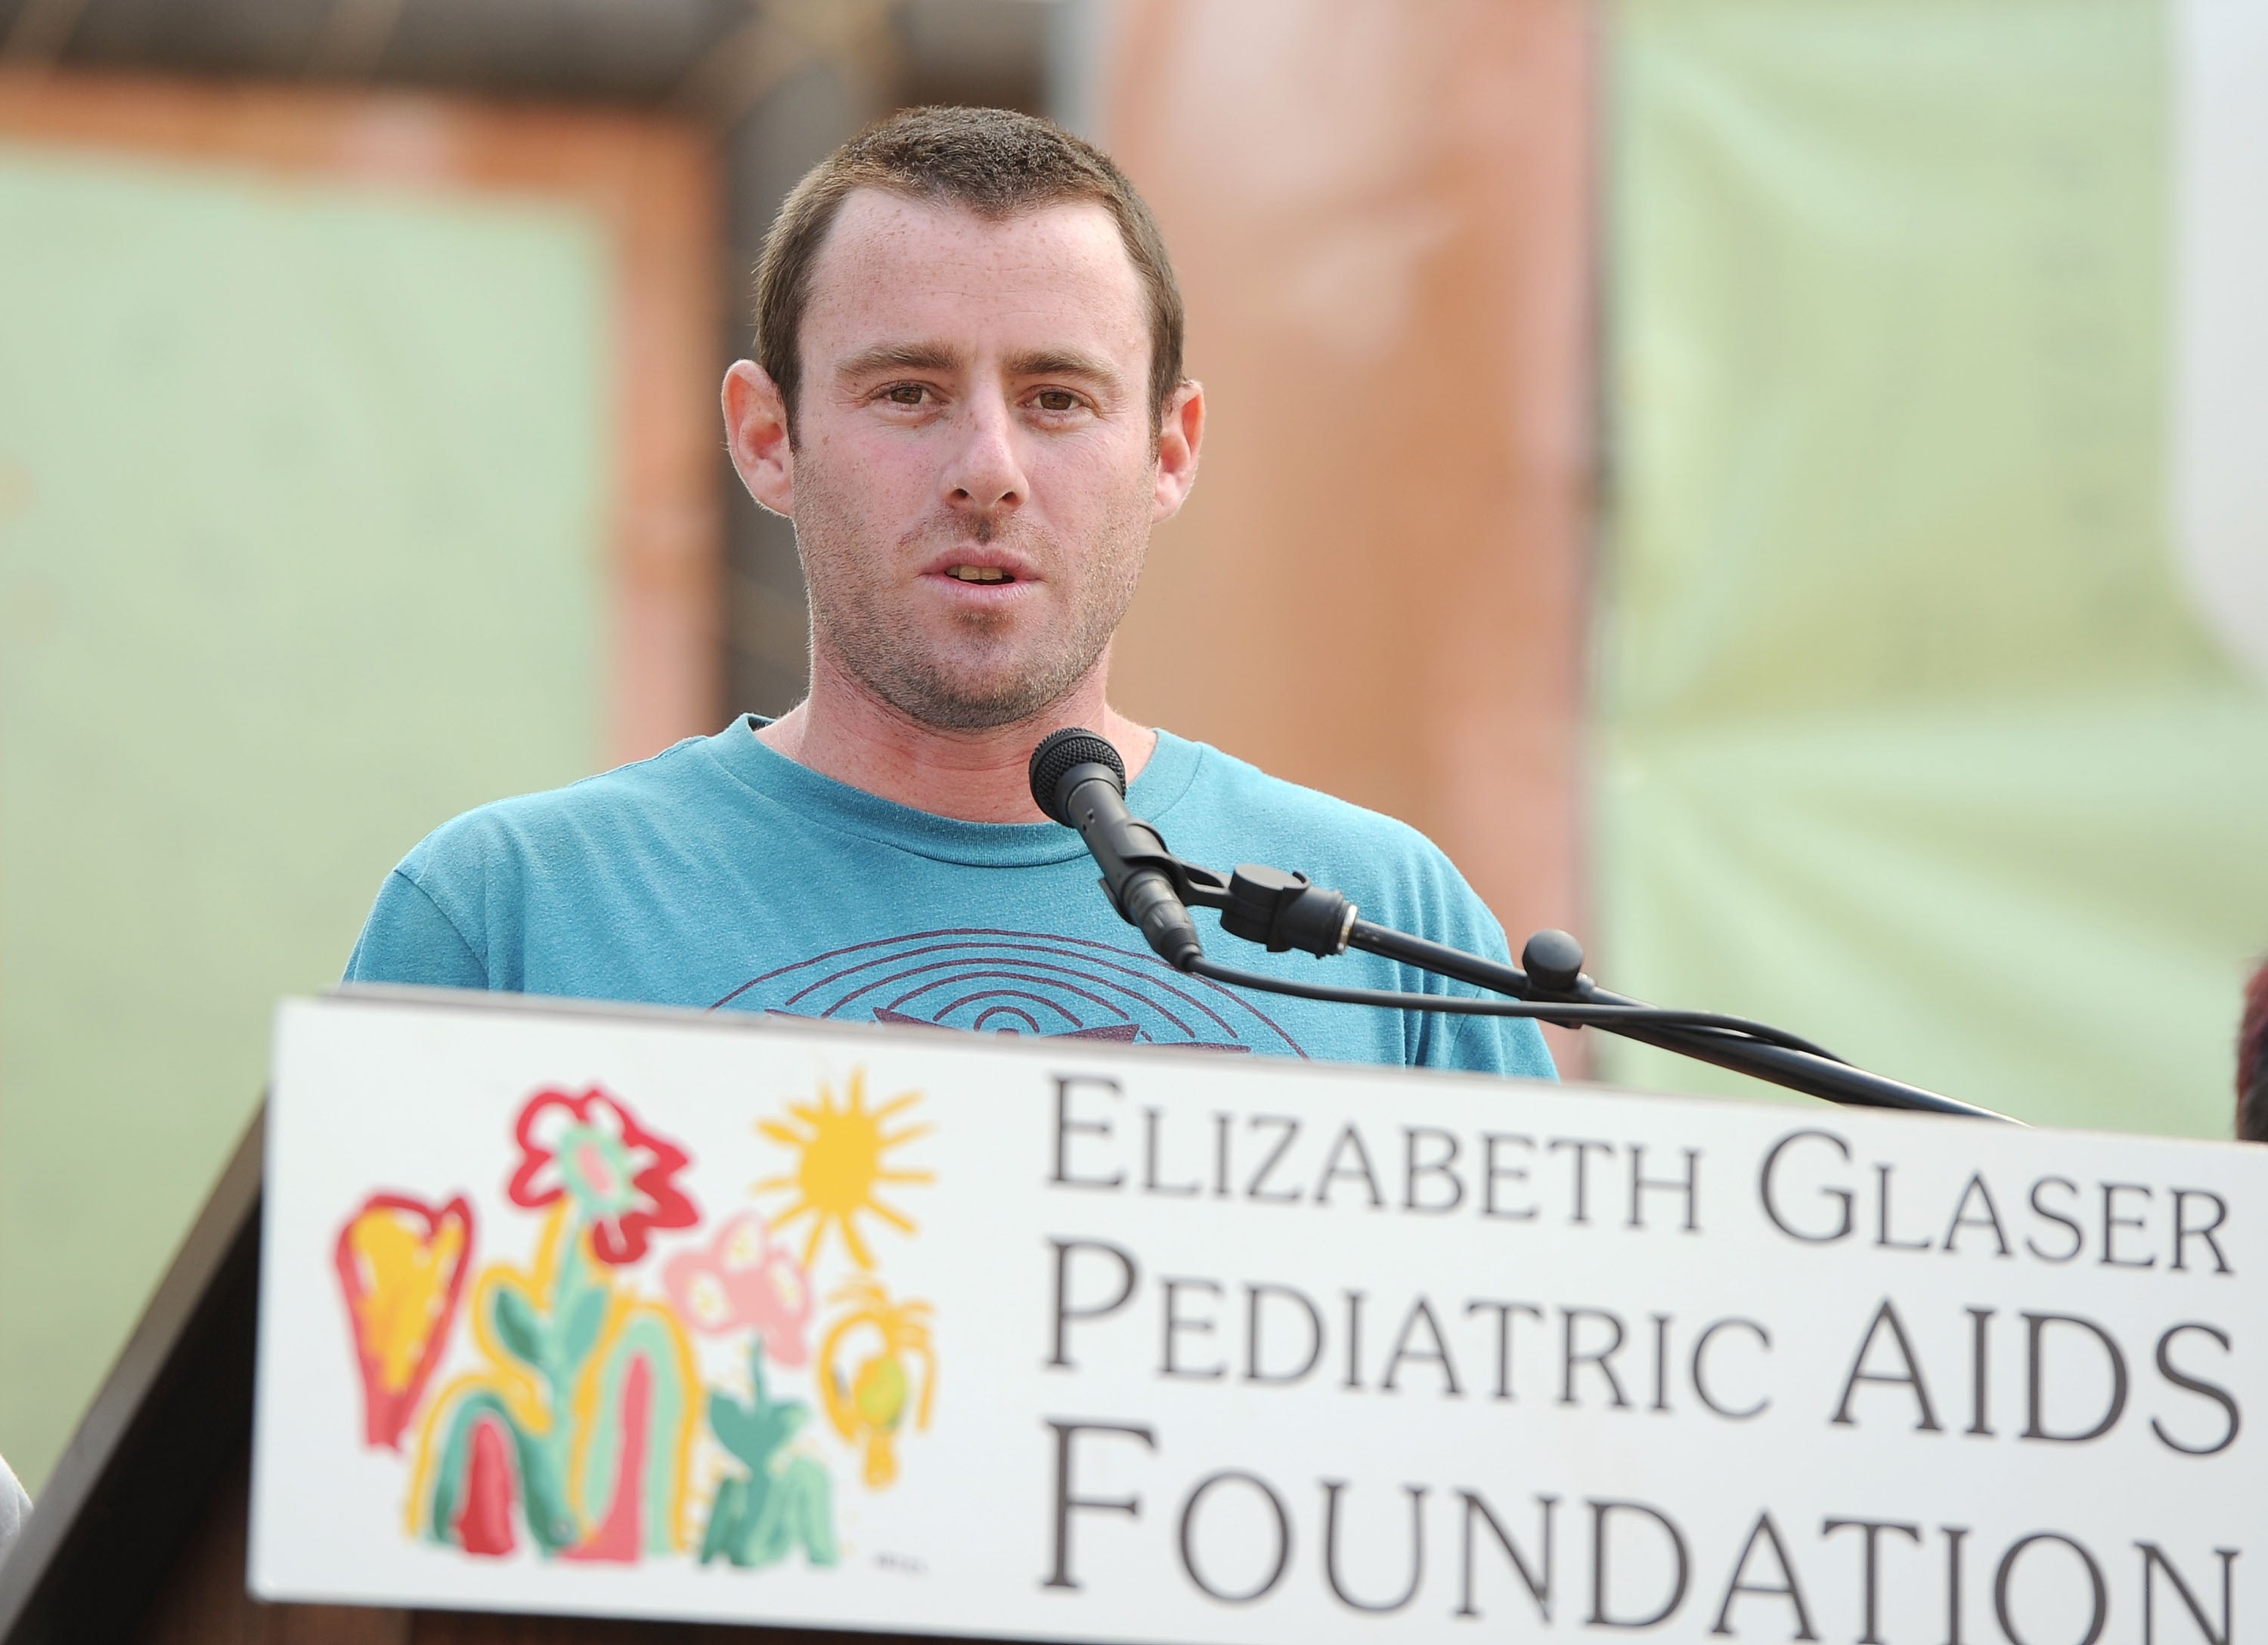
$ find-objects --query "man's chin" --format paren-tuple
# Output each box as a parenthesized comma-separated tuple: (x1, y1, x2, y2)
(896, 689, 1065, 734)
(866, 662, 1086, 735)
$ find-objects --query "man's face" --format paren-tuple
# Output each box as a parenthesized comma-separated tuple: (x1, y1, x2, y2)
(773, 191, 1183, 731)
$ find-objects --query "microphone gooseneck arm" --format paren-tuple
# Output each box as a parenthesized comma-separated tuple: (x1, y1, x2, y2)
(1025, 729, 2013, 1123)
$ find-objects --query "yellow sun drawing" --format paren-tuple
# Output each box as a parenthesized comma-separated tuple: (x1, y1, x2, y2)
(754, 1068, 934, 1269)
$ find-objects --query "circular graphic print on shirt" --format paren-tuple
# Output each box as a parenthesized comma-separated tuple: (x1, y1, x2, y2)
(711, 928, 1305, 1056)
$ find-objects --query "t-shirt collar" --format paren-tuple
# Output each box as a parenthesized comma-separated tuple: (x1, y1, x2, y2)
(698, 714, 1204, 869)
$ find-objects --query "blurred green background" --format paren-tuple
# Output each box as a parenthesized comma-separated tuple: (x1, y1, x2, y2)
(1597, 0, 2268, 1135)
(0, 144, 608, 1486)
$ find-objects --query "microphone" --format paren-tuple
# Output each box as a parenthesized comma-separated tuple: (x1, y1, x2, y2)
(1028, 728, 1205, 972)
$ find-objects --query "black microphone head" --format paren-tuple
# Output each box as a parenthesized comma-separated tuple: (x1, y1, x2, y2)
(1029, 727, 1125, 825)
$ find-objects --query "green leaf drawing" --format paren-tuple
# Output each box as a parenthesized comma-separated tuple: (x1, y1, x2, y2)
(490, 1284, 547, 1372)
(699, 1343, 838, 1569)
(557, 1284, 609, 1370)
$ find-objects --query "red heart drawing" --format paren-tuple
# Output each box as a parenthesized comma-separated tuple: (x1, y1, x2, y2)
(334, 1193, 476, 1450)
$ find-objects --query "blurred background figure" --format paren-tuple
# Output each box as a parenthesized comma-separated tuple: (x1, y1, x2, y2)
(2239, 958, 2268, 1142)
(0, 0, 2262, 1500)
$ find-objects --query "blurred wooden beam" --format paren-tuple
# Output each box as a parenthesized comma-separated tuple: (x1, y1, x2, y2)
(1104, 0, 1598, 1068)
(2, 0, 93, 66)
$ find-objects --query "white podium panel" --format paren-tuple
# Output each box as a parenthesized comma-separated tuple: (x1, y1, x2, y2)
(253, 990, 2260, 1641)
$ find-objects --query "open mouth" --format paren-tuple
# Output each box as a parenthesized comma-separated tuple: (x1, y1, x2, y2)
(944, 565, 1015, 584)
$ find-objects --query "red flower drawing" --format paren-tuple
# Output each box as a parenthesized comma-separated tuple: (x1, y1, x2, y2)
(508, 1086, 698, 1266)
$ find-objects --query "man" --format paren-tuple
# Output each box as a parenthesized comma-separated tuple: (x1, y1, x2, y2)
(347, 107, 1553, 1078)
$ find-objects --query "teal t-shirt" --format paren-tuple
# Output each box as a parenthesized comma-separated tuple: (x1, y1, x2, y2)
(344, 719, 1556, 1078)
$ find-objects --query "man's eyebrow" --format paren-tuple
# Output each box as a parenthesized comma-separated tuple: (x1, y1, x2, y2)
(1004, 347, 1123, 386)
(833, 341, 965, 378)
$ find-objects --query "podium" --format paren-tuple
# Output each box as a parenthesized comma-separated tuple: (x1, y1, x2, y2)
(1, 988, 2256, 1641)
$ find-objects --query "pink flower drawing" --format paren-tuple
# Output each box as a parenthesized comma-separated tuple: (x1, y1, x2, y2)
(507, 1086, 698, 1266)
(662, 1210, 814, 1367)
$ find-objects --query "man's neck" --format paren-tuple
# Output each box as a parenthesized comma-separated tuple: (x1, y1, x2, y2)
(755, 652, 1157, 823)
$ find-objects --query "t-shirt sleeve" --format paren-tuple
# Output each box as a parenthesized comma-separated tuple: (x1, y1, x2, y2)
(1437, 991, 1560, 1081)
(1389, 853, 1558, 1082)
(1421, 928, 1560, 1082)
(344, 868, 488, 990)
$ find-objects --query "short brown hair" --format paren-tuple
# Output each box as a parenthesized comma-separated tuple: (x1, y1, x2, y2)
(753, 106, 1185, 435)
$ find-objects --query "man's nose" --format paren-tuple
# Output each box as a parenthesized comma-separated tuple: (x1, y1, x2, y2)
(941, 388, 1027, 512)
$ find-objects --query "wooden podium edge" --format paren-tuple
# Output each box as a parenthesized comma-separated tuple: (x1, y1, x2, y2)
(0, 1105, 266, 1643)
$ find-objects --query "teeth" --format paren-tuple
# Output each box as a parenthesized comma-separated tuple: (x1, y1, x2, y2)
(947, 566, 1011, 583)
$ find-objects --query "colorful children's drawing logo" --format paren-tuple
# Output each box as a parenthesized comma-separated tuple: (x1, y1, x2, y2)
(330, 1067, 935, 1574)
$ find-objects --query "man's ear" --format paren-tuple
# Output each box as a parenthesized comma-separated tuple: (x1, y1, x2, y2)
(1151, 378, 1205, 522)
(724, 360, 795, 516)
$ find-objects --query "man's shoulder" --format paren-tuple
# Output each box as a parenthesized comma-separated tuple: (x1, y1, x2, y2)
(394, 733, 720, 886)
(1167, 735, 1440, 849)
(1161, 736, 1481, 909)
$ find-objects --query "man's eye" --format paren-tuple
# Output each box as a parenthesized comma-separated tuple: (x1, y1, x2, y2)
(885, 384, 928, 405)
(1034, 389, 1080, 412)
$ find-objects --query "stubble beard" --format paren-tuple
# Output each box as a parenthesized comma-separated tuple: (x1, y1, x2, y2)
(792, 461, 1151, 733)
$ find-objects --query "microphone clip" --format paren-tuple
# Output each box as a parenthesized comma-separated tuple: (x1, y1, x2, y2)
(1084, 819, 1230, 919)
(1220, 864, 1357, 957)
